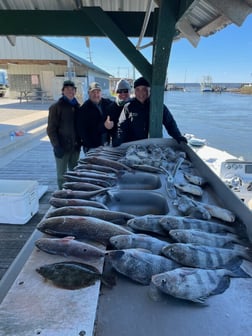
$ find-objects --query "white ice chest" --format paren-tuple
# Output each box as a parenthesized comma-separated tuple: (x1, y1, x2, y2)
(0, 180, 39, 224)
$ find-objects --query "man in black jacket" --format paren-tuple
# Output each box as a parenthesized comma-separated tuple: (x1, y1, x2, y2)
(47, 80, 81, 189)
(115, 77, 187, 146)
(77, 82, 113, 152)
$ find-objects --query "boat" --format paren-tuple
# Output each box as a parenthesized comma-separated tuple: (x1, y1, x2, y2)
(185, 134, 252, 209)
(200, 75, 213, 92)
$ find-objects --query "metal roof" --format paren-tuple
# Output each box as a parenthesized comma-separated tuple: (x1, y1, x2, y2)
(0, 1, 251, 47)
(37, 37, 111, 76)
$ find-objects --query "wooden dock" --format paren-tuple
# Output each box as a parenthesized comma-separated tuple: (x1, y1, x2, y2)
(0, 99, 58, 281)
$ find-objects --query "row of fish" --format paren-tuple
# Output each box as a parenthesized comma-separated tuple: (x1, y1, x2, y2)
(36, 211, 251, 303)
(35, 143, 251, 304)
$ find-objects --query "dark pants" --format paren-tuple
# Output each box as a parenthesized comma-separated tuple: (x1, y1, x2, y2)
(55, 150, 80, 189)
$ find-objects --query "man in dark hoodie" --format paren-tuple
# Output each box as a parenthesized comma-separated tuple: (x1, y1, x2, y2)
(114, 77, 187, 146)
(47, 80, 81, 189)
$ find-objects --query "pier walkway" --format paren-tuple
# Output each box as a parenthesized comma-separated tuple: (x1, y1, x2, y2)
(0, 98, 58, 281)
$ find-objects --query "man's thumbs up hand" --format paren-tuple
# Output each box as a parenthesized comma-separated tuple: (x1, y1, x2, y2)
(104, 115, 114, 130)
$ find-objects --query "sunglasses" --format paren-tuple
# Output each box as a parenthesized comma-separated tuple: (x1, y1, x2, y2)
(117, 89, 129, 94)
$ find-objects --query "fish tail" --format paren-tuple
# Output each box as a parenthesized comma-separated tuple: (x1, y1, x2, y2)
(101, 263, 117, 288)
(227, 261, 251, 278)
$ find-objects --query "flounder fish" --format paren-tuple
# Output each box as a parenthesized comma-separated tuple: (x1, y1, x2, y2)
(36, 261, 114, 290)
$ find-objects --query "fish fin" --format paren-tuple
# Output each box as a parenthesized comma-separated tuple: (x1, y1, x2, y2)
(191, 297, 208, 304)
(239, 260, 252, 278)
(61, 236, 76, 242)
(101, 272, 117, 288)
(224, 259, 248, 277)
(210, 276, 231, 296)
(241, 246, 252, 261)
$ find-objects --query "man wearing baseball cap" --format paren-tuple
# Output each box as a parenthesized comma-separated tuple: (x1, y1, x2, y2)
(115, 76, 187, 146)
(77, 82, 113, 152)
(47, 80, 81, 189)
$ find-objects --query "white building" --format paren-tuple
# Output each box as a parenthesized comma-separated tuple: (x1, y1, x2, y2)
(0, 36, 111, 103)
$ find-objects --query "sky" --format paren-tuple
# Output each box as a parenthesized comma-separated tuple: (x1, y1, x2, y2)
(45, 13, 252, 84)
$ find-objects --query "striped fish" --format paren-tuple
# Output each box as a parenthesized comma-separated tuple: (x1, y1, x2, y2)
(162, 243, 252, 269)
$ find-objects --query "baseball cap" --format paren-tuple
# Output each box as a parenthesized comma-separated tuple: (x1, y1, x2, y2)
(62, 80, 76, 90)
(134, 77, 150, 88)
(88, 82, 102, 91)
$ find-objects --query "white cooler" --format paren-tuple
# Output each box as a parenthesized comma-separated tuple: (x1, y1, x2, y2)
(0, 180, 39, 224)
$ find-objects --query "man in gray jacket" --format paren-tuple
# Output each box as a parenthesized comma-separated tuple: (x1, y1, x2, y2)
(47, 80, 81, 189)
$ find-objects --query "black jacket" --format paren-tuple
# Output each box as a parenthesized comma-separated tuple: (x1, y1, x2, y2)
(104, 99, 128, 147)
(115, 98, 182, 146)
(47, 96, 81, 152)
(77, 98, 112, 149)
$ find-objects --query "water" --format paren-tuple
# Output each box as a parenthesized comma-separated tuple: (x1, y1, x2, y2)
(163, 87, 252, 161)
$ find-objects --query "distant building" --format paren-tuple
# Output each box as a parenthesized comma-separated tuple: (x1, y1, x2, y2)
(0, 36, 111, 102)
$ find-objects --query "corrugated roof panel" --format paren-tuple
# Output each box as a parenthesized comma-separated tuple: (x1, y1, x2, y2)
(0, 0, 156, 12)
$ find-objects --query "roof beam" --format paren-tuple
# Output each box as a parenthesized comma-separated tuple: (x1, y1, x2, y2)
(150, 0, 181, 138)
(0, 10, 155, 37)
(81, 7, 152, 81)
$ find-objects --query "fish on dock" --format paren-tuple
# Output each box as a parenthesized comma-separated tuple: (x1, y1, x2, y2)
(63, 174, 113, 187)
(169, 229, 246, 248)
(81, 156, 132, 172)
(52, 188, 110, 200)
(174, 183, 203, 197)
(162, 243, 252, 269)
(37, 215, 133, 245)
(46, 206, 135, 225)
(49, 197, 109, 209)
(36, 261, 114, 290)
(127, 215, 168, 236)
(160, 216, 236, 234)
(106, 248, 181, 285)
(35, 236, 105, 260)
(183, 172, 206, 186)
(151, 267, 240, 304)
(62, 182, 103, 191)
(109, 234, 170, 255)
(74, 163, 120, 174)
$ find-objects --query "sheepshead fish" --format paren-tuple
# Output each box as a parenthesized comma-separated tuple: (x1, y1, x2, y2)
(37, 216, 133, 245)
(36, 261, 114, 290)
(176, 195, 211, 220)
(35, 236, 105, 260)
(106, 249, 181, 285)
(160, 216, 236, 234)
(127, 215, 167, 236)
(46, 206, 134, 225)
(162, 243, 252, 269)
(109, 234, 170, 255)
(151, 267, 237, 304)
(178, 195, 235, 222)
(169, 229, 245, 248)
